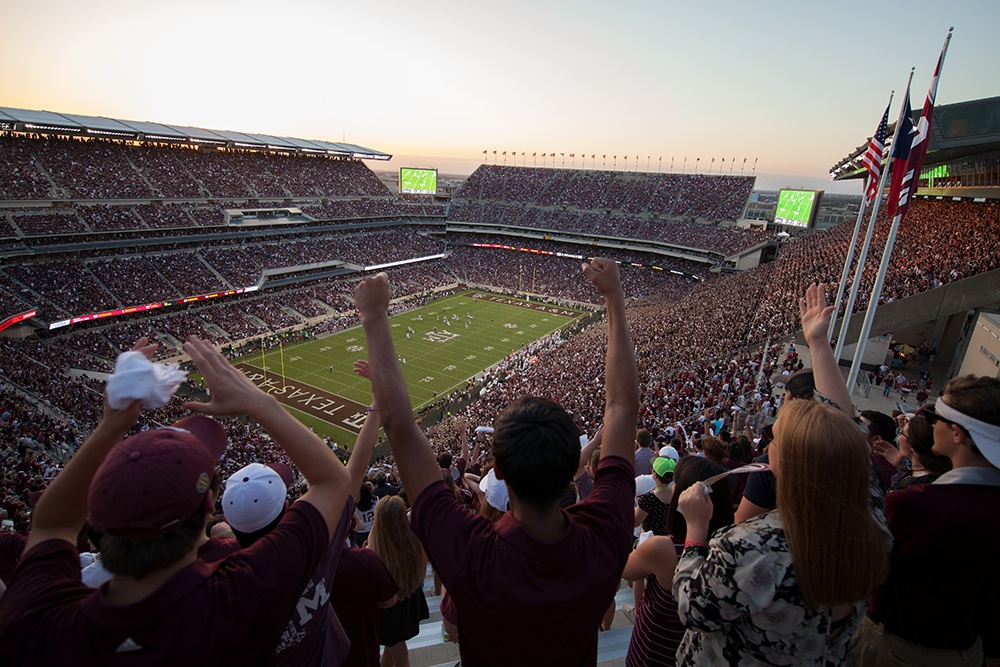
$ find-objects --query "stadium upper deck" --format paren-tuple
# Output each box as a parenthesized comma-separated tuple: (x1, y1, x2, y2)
(447, 165, 771, 261)
(830, 96, 1000, 197)
(0, 106, 391, 161)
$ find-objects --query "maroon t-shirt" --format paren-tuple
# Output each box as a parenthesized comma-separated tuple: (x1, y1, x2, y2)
(275, 498, 355, 667)
(411, 455, 635, 666)
(330, 546, 398, 667)
(0, 533, 27, 583)
(197, 536, 241, 563)
(0, 501, 330, 665)
(868, 482, 1000, 655)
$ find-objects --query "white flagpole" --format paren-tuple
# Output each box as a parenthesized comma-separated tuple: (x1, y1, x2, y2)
(835, 70, 913, 361)
(828, 91, 894, 343)
(847, 33, 952, 390)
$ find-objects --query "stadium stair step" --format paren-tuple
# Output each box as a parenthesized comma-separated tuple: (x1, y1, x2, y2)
(405, 575, 634, 667)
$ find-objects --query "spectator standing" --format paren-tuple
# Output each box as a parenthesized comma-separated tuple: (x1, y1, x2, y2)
(353, 257, 639, 666)
(672, 284, 890, 665)
(634, 428, 656, 476)
(368, 496, 429, 667)
(850, 375, 1000, 666)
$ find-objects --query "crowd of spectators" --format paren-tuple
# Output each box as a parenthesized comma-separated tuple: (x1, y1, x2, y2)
(455, 165, 758, 238)
(0, 190, 999, 663)
(0, 133, 392, 201)
(450, 201, 771, 256)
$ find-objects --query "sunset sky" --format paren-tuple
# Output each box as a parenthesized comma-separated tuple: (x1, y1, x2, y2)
(2, 0, 998, 193)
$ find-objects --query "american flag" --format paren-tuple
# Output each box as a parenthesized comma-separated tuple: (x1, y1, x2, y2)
(862, 100, 891, 205)
(893, 33, 951, 220)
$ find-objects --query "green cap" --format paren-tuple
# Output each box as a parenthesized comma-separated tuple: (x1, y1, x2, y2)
(653, 457, 676, 478)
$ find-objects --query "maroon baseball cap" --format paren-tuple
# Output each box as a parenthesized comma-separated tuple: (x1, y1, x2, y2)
(88, 416, 229, 537)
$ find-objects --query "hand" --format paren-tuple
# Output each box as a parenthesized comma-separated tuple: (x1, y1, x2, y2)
(182, 336, 271, 417)
(872, 436, 906, 469)
(353, 359, 371, 380)
(677, 482, 714, 529)
(354, 273, 390, 320)
(98, 396, 142, 435)
(581, 258, 622, 298)
(132, 336, 158, 361)
(98, 337, 157, 433)
(799, 282, 835, 345)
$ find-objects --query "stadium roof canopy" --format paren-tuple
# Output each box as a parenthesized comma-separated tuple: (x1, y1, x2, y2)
(829, 96, 1000, 181)
(0, 106, 391, 161)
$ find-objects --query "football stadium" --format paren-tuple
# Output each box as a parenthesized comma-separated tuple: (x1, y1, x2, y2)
(1, 6, 1000, 666)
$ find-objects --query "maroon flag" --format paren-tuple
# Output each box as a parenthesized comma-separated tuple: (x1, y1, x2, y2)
(893, 32, 951, 219)
(862, 98, 891, 206)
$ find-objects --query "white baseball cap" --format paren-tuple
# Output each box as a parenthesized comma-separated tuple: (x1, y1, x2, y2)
(222, 463, 288, 532)
(479, 468, 509, 512)
(658, 445, 679, 460)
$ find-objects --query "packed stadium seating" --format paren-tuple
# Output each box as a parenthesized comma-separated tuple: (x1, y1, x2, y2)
(3, 133, 1000, 567)
(450, 165, 770, 256)
(0, 133, 392, 200)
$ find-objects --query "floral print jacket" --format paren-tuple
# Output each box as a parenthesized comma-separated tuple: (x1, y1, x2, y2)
(672, 475, 890, 666)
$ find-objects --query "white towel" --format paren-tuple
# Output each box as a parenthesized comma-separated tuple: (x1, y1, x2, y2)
(106, 350, 187, 410)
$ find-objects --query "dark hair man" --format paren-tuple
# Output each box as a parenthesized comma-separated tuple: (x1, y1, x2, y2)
(354, 258, 639, 666)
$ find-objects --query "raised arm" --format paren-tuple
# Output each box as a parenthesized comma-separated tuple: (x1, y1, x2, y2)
(346, 360, 381, 499)
(354, 273, 440, 501)
(581, 259, 639, 462)
(471, 430, 484, 467)
(459, 421, 470, 462)
(800, 283, 853, 416)
(183, 336, 350, 537)
(576, 425, 603, 476)
(24, 339, 156, 554)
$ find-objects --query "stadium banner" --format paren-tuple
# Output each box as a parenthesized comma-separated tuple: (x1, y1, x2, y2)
(366, 253, 447, 272)
(48, 287, 253, 330)
(235, 363, 370, 434)
(0, 309, 37, 333)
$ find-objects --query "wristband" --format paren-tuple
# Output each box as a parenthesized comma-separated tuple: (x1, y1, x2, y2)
(367, 406, 378, 412)
(684, 540, 708, 549)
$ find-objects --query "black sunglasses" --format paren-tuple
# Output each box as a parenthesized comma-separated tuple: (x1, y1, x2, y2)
(923, 405, 971, 437)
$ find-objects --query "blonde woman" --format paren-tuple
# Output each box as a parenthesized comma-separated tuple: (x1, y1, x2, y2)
(367, 496, 429, 667)
(672, 284, 891, 665)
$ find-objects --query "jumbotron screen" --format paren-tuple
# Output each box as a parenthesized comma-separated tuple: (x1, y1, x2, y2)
(774, 189, 823, 228)
(399, 167, 437, 195)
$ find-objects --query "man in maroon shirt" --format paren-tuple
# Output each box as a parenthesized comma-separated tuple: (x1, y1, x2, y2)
(851, 375, 1000, 666)
(219, 360, 381, 667)
(0, 336, 353, 665)
(354, 258, 639, 666)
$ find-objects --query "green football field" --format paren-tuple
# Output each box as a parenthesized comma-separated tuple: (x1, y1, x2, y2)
(234, 291, 586, 447)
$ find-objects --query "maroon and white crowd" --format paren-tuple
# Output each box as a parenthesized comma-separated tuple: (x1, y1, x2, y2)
(0, 132, 999, 665)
